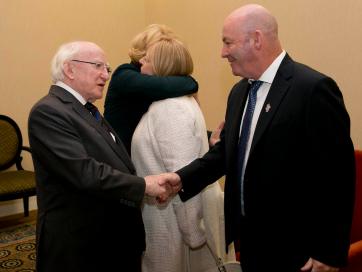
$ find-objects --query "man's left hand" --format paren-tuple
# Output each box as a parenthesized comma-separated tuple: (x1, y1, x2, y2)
(301, 257, 339, 272)
(209, 119, 225, 146)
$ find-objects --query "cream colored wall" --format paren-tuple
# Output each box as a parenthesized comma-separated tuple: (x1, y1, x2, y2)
(1, 0, 361, 215)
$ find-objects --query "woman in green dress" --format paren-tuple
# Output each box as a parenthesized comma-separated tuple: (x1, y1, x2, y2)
(104, 24, 199, 156)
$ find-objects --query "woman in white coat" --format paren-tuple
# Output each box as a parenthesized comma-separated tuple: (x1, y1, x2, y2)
(131, 36, 235, 272)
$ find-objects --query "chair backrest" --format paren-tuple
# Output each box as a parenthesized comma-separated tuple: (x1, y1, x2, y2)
(0, 115, 23, 171)
(350, 150, 362, 243)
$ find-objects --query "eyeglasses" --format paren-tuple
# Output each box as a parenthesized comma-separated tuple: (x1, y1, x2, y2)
(71, 60, 112, 74)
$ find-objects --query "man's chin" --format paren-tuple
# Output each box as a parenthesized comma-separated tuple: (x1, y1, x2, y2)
(231, 68, 241, 77)
(88, 94, 103, 103)
(229, 63, 240, 76)
(95, 90, 104, 99)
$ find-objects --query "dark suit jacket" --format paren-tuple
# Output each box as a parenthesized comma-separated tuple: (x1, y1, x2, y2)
(176, 54, 355, 271)
(28, 85, 146, 272)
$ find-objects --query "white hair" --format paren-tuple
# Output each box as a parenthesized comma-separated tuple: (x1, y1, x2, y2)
(50, 42, 81, 83)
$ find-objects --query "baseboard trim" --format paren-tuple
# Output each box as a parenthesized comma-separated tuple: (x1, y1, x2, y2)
(0, 210, 37, 229)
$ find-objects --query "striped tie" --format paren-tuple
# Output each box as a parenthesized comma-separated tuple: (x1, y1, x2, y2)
(84, 102, 112, 138)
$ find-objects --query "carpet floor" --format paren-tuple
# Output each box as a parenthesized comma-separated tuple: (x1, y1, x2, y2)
(0, 221, 36, 271)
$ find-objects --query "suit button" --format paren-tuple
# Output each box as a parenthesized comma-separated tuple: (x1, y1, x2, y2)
(131, 203, 135, 207)
(120, 199, 124, 203)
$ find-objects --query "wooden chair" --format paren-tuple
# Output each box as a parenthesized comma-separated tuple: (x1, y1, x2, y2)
(0, 115, 36, 217)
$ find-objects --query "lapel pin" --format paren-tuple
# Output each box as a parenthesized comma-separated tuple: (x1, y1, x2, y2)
(265, 104, 271, 112)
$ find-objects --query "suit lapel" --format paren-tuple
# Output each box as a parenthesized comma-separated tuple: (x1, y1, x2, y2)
(50, 85, 136, 173)
(103, 119, 136, 172)
(228, 80, 250, 161)
(249, 55, 294, 156)
(74, 102, 136, 173)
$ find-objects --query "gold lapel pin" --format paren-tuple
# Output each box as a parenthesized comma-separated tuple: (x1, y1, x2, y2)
(265, 104, 271, 112)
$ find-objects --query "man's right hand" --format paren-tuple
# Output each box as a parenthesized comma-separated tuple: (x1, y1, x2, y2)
(158, 173, 182, 202)
(144, 175, 170, 200)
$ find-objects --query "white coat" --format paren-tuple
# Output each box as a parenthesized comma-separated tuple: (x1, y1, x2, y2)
(132, 96, 235, 272)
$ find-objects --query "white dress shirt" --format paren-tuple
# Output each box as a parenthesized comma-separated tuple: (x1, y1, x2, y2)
(56, 81, 87, 105)
(239, 50, 286, 215)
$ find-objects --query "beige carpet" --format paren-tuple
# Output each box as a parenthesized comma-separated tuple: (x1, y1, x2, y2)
(0, 221, 36, 271)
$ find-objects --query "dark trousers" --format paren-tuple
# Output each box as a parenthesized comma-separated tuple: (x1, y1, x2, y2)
(236, 218, 310, 272)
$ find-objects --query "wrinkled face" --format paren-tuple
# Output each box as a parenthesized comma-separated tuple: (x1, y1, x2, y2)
(70, 44, 110, 103)
(221, 19, 255, 78)
(139, 48, 155, 76)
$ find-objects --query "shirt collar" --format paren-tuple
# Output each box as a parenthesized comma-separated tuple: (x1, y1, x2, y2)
(248, 50, 286, 84)
(56, 81, 87, 105)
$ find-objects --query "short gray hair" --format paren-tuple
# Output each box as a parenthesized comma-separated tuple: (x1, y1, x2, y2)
(50, 42, 80, 83)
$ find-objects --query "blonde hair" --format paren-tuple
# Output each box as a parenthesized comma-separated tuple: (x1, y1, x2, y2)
(128, 24, 177, 64)
(146, 36, 193, 77)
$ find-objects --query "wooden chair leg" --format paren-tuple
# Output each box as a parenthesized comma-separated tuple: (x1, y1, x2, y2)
(23, 196, 29, 217)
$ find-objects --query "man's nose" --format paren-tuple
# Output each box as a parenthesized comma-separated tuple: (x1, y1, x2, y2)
(221, 45, 229, 58)
(101, 69, 110, 81)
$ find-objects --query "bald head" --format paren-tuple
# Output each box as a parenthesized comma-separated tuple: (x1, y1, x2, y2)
(221, 4, 282, 79)
(227, 4, 279, 44)
(74, 42, 105, 59)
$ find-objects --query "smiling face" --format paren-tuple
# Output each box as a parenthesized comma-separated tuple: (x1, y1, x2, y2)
(221, 18, 257, 79)
(65, 43, 110, 103)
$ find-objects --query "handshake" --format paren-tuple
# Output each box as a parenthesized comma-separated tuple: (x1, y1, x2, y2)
(144, 173, 182, 203)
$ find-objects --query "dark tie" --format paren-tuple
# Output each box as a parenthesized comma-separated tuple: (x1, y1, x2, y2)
(84, 102, 112, 138)
(236, 80, 263, 220)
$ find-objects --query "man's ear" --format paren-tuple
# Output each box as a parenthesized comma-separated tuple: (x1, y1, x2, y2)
(63, 62, 75, 80)
(253, 30, 262, 50)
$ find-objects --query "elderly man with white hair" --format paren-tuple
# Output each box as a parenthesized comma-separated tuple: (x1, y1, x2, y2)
(28, 41, 169, 272)
(160, 4, 355, 272)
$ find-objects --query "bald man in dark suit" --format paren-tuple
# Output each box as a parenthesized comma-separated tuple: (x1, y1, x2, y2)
(160, 5, 355, 272)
